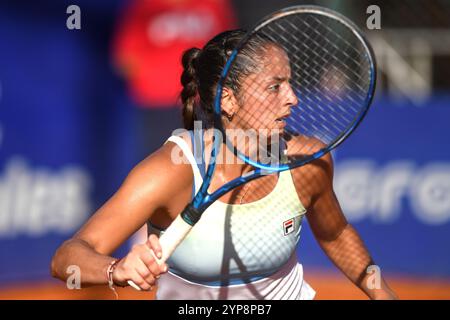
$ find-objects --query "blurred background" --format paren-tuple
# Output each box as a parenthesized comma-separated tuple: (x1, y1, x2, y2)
(0, 0, 449, 300)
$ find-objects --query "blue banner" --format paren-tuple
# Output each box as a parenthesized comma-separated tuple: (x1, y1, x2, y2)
(0, 1, 139, 285)
(298, 94, 450, 278)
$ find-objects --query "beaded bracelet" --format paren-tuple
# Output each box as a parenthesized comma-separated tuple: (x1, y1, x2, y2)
(106, 259, 121, 299)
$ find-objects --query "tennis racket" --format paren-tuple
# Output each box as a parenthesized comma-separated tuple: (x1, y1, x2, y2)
(128, 5, 376, 290)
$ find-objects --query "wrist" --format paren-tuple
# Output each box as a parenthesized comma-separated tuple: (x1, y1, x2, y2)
(371, 287, 398, 300)
(111, 263, 127, 288)
(106, 258, 124, 297)
(364, 280, 398, 300)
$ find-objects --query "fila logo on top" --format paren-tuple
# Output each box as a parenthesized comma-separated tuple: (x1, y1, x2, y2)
(283, 218, 295, 236)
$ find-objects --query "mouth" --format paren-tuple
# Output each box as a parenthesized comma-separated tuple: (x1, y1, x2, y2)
(275, 113, 290, 125)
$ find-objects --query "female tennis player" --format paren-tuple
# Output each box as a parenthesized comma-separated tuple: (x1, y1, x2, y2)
(51, 29, 397, 300)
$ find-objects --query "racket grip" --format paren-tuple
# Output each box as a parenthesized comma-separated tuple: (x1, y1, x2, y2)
(127, 211, 195, 291)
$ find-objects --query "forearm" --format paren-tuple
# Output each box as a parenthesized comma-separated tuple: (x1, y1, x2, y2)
(319, 224, 396, 299)
(51, 238, 116, 287)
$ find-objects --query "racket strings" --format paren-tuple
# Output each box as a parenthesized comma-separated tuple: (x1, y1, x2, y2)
(224, 11, 373, 165)
(293, 14, 370, 85)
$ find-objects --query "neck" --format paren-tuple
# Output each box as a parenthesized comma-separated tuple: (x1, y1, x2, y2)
(200, 129, 253, 179)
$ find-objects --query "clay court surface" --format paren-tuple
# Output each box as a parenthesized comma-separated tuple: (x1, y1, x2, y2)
(1, 271, 449, 300)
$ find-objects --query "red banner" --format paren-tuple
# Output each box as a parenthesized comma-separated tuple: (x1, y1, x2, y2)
(112, 0, 237, 108)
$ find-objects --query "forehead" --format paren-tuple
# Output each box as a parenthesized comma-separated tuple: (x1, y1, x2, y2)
(257, 44, 291, 76)
(235, 44, 292, 93)
(261, 44, 289, 64)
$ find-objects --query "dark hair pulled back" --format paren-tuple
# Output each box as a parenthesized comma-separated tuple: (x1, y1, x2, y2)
(180, 29, 274, 130)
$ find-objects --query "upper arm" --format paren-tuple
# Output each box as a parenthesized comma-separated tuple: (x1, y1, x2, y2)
(73, 140, 193, 255)
(287, 135, 348, 242)
(305, 152, 348, 242)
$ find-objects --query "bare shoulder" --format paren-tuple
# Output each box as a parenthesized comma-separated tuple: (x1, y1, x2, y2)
(284, 134, 328, 158)
(285, 134, 334, 198)
(71, 133, 195, 254)
(125, 131, 194, 190)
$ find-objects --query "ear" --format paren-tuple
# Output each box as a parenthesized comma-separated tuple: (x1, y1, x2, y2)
(221, 87, 238, 118)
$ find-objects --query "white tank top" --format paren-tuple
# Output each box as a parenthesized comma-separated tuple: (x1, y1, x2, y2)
(148, 134, 316, 300)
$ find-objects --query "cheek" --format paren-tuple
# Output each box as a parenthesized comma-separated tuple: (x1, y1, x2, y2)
(243, 95, 279, 125)
(244, 90, 274, 112)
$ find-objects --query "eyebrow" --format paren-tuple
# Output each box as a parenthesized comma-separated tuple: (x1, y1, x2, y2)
(268, 76, 289, 82)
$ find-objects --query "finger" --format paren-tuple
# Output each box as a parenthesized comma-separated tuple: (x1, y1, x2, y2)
(128, 270, 153, 291)
(135, 258, 157, 286)
(147, 234, 162, 260)
(139, 247, 165, 277)
(146, 235, 169, 273)
(162, 262, 169, 273)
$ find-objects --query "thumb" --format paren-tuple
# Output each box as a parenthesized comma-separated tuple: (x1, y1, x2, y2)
(147, 234, 163, 259)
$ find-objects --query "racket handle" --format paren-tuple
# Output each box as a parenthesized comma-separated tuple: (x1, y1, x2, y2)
(127, 212, 194, 290)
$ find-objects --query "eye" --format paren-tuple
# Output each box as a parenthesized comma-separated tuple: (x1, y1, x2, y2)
(268, 83, 280, 92)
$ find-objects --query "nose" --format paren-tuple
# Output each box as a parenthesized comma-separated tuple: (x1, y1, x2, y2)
(285, 83, 299, 107)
